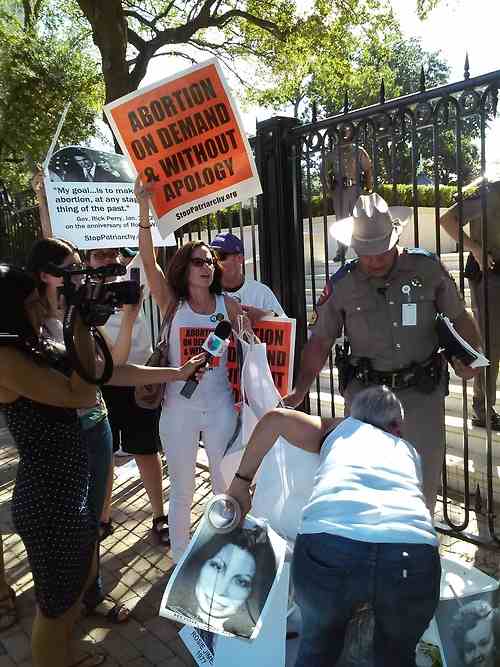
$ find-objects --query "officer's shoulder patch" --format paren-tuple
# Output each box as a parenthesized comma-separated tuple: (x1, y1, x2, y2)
(316, 260, 357, 308)
(404, 248, 453, 278)
(332, 258, 358, 281)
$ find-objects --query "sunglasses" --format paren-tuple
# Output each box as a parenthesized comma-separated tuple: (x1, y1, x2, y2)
(190, 257, 214, 268)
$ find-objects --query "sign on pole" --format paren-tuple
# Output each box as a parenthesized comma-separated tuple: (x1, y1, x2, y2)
(104, 59, 262, 237)
(44, 146, 176, 248)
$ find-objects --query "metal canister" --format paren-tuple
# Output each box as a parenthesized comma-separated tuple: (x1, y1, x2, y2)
(204, 494, 242, 533)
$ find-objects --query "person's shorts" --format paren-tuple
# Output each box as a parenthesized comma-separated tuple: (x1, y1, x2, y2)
(101, 385, 161, 455)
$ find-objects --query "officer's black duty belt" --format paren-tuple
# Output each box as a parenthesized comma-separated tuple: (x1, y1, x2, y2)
(353, 355, 441, 391)
(331, 177, 357, 188)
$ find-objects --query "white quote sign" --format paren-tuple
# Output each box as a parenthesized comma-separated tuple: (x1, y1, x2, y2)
(45, 146, 175, 248)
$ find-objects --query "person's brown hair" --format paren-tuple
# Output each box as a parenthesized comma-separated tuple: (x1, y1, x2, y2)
(26, 238, 79, 298)
(166, 241, 222, 301)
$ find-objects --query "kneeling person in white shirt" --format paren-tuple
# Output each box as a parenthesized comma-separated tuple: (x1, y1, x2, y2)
(228, 386, 440, 667)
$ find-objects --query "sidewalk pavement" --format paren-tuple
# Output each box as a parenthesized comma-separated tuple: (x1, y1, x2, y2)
(1, 423, 500, 666)
(0, 424, 204, 666)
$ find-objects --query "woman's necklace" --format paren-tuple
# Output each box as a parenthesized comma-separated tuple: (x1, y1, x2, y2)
(189, 294, 216, 315)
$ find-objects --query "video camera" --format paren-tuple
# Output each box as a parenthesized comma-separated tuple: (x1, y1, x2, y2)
(46, 262, 140, 327)
(44, 262, 141, 385)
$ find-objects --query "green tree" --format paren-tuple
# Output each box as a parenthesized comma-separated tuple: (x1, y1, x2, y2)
(69, 0, 294, 104)
(23, 1, 403, 110)
(0, 5, 103, 191)
(243, 0, 398, 120)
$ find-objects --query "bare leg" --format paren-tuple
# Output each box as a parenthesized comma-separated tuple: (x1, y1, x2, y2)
(32, 547, 98, 667)
(100, 458, 114, 524)
(134, 453, 164, 518)
(0, 533, 16, 630)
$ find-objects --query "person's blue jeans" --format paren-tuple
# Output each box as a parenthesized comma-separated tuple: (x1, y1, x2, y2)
(292, 533, 441, 667)
(81, 417, 113, 608)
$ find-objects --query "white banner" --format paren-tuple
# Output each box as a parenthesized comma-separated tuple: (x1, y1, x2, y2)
(44, 146, 176, 249)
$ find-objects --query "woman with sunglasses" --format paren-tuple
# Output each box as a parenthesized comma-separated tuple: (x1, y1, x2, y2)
(136, 177, 245, 562)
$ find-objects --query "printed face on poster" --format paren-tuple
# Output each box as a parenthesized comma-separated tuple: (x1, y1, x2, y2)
(434, 592, 499, 667)
(159, 512, 285, 643)
(103, 59, 262, 238)
(44, 146, 176, 249)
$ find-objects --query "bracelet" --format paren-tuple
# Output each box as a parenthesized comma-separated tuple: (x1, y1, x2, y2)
(235, 471, 252, 484)
(139, 223, 152, 229)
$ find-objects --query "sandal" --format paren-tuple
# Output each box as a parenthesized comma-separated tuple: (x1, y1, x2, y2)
(70, 652, 107, 667)
(152, 515, 170, 546)
(99, 520, 114, 542)
(0, 586, 17, 631)
(85, 596, 130, 624)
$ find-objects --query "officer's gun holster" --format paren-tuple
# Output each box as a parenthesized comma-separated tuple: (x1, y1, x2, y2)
(335, 339, 355, 396)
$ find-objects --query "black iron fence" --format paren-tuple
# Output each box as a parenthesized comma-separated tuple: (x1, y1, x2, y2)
(254, 61, 500, 547)
(0, 190, 42, 264)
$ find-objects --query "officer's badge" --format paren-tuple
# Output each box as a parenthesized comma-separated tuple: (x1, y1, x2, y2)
(317, 281, 333, 307)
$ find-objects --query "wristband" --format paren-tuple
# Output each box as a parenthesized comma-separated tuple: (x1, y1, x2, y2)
(235, 472, 252, 484)
(139, 223, 152, 229)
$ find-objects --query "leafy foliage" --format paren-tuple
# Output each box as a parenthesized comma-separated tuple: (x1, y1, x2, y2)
(68, 0, 304, 104)
(242, 0, 399, 119)
(0, 5, 103, 191)
(305, 184, 457, 218)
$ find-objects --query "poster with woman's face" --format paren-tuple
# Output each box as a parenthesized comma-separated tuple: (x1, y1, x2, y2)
(159, 513, 286, 643)
(435, 591, 500, 667)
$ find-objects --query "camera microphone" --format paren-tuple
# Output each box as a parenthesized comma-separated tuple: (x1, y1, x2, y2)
(180, 320, 232, 399)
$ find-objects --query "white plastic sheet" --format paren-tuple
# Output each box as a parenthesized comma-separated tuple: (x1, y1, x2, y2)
(252, 436, 320, 542)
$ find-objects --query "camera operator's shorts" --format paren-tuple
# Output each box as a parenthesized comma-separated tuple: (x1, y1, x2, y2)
(101, 386, 161, 455)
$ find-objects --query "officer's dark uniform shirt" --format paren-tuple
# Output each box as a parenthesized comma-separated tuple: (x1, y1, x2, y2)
(311, 250, 466, 372)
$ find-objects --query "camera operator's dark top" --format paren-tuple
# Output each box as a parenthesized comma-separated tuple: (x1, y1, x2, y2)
(0, 344, 96, 617)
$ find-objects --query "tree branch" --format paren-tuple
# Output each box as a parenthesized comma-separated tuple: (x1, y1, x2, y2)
(209, 9, 285, 39)
(188, 36, 269, 60)
(127, 26, 147, 52)
(186, 43, 252, 89)
(153, 0, 179, 27)
(123, 9, 156, 31)
(22, 0, 32, 29)
(148, 4, 284, 57)
(129, 50, 198, 66)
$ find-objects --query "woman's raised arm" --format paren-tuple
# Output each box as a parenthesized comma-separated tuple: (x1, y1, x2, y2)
(135, 176, 174, 317)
